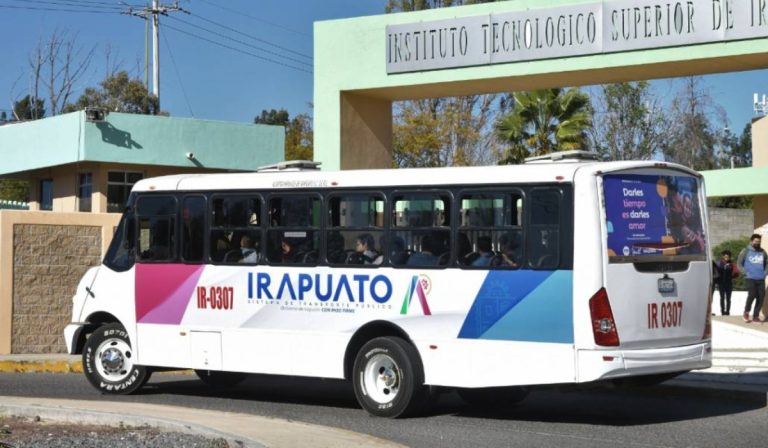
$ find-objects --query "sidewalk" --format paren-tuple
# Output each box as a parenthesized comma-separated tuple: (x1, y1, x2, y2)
(674, 314, 768, 392)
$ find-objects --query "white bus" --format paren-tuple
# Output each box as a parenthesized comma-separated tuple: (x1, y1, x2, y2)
(65, 154, 712, 417)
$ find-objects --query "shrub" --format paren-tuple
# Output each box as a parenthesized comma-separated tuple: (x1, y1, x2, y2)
(712, 237, 751, 291)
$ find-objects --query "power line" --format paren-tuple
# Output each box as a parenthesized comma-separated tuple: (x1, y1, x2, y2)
(187, 12, 312, 61)
(166, 15, 311, 68)
(162, 22, 312, 75)
(31, 0, 143, 6)
(194, 0, 309, 38)
(0, 3, 116, 13)
(9, 0, 122, 9)
(161, 29, 195, 117)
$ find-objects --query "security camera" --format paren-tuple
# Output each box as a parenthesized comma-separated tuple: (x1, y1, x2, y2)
(185, 152, 195, 160)
(85, 107, 107, 122)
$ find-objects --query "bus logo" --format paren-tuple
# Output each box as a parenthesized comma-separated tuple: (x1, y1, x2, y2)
(400, 275, 432, 316)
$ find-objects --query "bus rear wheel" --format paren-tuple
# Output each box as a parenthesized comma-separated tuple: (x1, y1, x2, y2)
(352, 337, 425, 418)
(82, 323, 150, 394)
(195, 370, 247, 388)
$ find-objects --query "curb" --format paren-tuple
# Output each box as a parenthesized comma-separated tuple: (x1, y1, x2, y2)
(0, 396, 405, 448)
(0, 401, 257, 448)
(0, 360, 82, 374)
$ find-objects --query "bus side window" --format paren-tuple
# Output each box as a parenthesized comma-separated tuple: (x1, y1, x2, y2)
(326, 193, 385, 266)
(458, 191, 523, 269)
(392, 193, 451, 267)
(135, 195, 177, 263)
(267, 195, 320, 265)
(209, 195, 263, 264)
(182, 196, 206, 263)
(527, 189, 560, 270)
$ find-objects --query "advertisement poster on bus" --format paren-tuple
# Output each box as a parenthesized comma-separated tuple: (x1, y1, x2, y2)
(603, 174, 705, 261)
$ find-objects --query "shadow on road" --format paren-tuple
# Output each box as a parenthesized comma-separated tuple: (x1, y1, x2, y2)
(135, 373, 765, 425)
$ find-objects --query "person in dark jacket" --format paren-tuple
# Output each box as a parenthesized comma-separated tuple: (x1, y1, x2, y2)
(716, 250, 738, 316)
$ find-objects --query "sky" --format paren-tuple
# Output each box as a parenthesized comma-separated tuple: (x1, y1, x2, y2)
(0, 0, 766, 136)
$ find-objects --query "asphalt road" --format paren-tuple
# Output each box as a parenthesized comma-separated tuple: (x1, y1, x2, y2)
(0, 372, 765, 448)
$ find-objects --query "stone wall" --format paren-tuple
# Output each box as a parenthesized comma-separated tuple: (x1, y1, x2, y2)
(708, 207, 755, 250)
(12, 224, 102, 353)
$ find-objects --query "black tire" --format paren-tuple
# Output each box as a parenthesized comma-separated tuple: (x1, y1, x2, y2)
(195, 370, 248, 388)
(82, 323, 150, 394)
(457, 386, 529, 407)
(352, 336, 425, 418)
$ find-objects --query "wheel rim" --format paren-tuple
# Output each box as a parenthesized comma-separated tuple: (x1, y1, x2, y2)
(363, 353, 400, 405)
(95, 338, 133, 382)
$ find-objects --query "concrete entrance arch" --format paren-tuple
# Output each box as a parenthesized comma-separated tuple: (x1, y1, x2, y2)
(314, 0, 768, 170)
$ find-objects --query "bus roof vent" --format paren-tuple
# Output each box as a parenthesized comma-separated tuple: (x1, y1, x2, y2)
(256, 160, 322, 172)
(524, 150, 601, 164)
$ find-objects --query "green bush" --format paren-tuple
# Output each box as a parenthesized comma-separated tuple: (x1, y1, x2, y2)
(712, 237, 751, 291)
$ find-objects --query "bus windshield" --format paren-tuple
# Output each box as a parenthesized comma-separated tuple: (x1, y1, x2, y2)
(604, 173, 706, 262)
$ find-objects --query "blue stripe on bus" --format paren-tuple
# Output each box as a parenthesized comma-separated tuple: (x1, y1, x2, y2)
(457, 270, 574, 343)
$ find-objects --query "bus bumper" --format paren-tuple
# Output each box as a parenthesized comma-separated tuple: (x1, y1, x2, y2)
(64, 323, 85, 355)
(577, 341, 712, 382)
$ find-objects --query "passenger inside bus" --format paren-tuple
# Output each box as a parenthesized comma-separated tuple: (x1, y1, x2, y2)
(407, 234, 439, 266)
(238, 235, 260, 264)
(471, 236, 494, 267)
(352, 233, 380, 265)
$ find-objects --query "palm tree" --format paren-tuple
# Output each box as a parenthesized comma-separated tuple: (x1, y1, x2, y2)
(496, 88, 592, 164)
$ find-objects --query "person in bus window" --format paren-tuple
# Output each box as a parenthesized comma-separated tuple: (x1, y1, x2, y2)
(471, 236, 494, 267)
(407, 234, 438, 266)
(497, 232, 520, 268)
(355, 233, 378, 265)
(239, 235, 260, 264)
(457, 233, 472, 265)
(281, 237, 298, 263)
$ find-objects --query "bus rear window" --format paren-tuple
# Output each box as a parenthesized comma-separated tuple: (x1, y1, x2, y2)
(603, 173, 706, 262)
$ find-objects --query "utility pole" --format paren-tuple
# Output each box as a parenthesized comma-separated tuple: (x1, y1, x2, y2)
(124, 1, 187, 110)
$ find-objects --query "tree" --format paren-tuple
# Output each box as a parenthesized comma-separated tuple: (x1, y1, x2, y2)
(65, 71, 159, 114)
(15, 30, 95, 118)
(254, 109, 290, 126)
(709, 123, 752, 209)
(387, 0, 504, 168)
(254, 108, 313, 161)
(385, 0, 497, 11)
(0, 179, 29, 203)
(12, 95, 46, 121)
(496, 88, 592, 164)
(728, 123, 752, 168)
(662, 77, 726, 171)
(285, 113, 313, 161)
(590, 81, 666, 161)
(393, 95, 502, 167)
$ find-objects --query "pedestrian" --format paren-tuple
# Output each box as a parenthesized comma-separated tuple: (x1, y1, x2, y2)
(737, 234, 768, 323)
(715, 250, 738, 316)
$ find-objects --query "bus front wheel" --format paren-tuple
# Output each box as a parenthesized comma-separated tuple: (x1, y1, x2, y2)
(352, 336, 425, 418)
(82, 323, 150, 395)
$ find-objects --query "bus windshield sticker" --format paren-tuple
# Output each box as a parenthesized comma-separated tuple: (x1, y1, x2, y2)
(603, 174, 705, 262)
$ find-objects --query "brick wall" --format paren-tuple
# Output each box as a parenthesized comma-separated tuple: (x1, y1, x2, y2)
(708, 207, 755, 250)
(12, 224, 102, 353)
